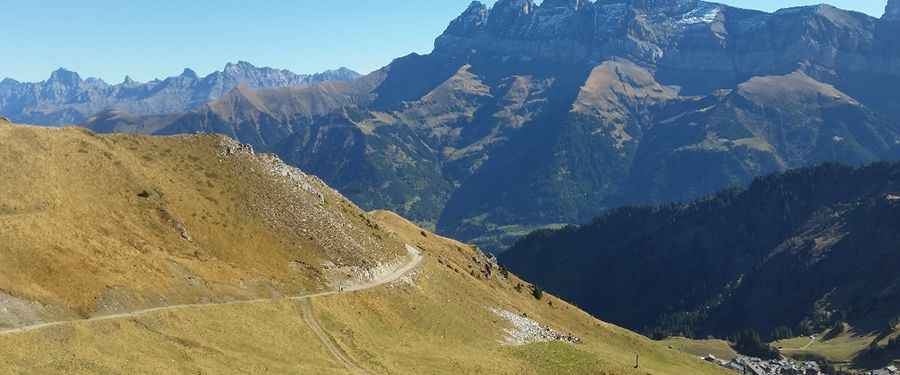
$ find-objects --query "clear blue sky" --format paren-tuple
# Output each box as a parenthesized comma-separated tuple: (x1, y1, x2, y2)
(0, 0, 888, 83)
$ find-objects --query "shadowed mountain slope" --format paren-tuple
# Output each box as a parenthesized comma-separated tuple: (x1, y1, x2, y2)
(501, 162, 900, 341)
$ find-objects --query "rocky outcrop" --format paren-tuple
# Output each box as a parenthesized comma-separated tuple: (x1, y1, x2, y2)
(0, 62, 361, 125)
(444, 2, 489, 36)
(490, 308, 582, 345)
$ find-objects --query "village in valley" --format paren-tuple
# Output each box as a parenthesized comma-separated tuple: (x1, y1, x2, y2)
(704, 354, 899, 375)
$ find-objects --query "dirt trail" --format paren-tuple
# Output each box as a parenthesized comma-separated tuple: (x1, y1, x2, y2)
(801, 337, 817, 350)
(0, 245, 423, 337)
(299, 299, 370, 374)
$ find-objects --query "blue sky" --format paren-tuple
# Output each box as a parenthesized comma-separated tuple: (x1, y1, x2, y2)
(0, 0, 888, 83)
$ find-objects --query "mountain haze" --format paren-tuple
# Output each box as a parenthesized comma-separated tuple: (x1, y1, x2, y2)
(0, 62, 360, 125)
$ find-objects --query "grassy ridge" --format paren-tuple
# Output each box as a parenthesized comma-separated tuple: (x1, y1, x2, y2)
(0, 123, 399, 321)
(0, 123, 732, 374)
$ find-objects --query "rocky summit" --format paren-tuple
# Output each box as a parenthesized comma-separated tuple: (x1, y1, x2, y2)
(436, 0, 899, 95)
(0, 62, 360, 125)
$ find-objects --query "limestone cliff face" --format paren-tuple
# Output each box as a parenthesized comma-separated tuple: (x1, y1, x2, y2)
(436, 0, 896, 94)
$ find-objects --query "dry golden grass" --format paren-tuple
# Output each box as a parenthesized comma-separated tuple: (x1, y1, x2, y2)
(0, 123, 734, 374)
(0, 124, 399, 322)
(660, 337, 738, 361)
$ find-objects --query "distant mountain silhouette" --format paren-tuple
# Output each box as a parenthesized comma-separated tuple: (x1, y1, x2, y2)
(0, 62, 360, 125)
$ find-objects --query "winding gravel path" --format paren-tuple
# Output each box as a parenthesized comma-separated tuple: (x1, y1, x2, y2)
(0, 245, 423, 337)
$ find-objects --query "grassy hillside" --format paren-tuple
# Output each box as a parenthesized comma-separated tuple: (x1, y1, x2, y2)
(0, 121, 399, 323)
(660, 337, 738, 361)
(0, 122, 731, 374)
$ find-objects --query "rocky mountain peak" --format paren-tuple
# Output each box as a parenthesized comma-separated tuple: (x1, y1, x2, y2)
(627, 0, 697, 9)
(444, 1, 490, 36)
(487, 0, 536, 32)
(223, 61, 256, 74)
(310, 67, 362, 82)
(179, 68, 199, 79)
(541, 0, 585, 10)
(886, 0, 900, 20)
(1, 63, 360, 126)
(47, 68, 82, 86)
(495, 0, 535, 13)
(329, 67, 358, 75)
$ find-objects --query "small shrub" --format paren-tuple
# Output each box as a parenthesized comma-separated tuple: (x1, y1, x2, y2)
(532, 286, 544, 300)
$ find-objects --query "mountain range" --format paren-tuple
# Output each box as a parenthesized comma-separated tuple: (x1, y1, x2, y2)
(3, 1, 900, 372)
(10, 0, 900, 254)
(0, 62, 360, 125)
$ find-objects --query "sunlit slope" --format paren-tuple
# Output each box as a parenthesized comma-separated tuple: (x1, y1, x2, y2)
(0, 122, 401, 323)
(0, 121, 731, 374)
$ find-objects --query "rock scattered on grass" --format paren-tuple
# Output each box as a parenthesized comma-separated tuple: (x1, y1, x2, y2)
(490, 308, 581, 346)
